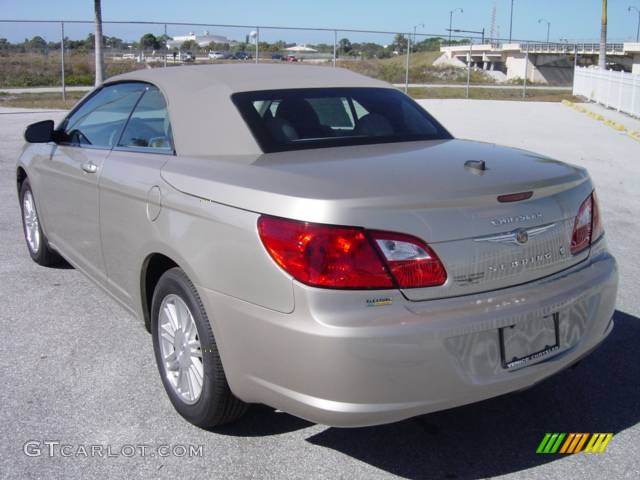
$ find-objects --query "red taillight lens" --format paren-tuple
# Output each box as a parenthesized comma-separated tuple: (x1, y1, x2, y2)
(257, 216, 393, 288)
(571, 195, 592, 254)
(257, 216, 447, 289)
(570, 191, 604, 255)
(369, 230, 447, 288)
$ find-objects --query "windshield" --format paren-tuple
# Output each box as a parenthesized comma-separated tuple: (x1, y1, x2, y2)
(231, 87, 452, 153)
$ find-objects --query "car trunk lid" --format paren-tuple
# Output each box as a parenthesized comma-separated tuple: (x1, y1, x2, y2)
(161, 139, 592, 300)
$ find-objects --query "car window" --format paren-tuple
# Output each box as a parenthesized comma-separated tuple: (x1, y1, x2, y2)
(233, 88, 452, 153)
(60, 83, 146, 148)
(306, 97, 355, 129)
(118, 86, 174, 152)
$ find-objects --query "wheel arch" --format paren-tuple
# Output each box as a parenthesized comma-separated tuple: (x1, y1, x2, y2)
(16, 166, 27, 195)
(140, 253, 180, 332)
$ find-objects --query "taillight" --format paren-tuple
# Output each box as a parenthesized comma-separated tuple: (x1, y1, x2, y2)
(257, 216, 393, 288)
(257, 216, 447, 289)
(570, 191, 604, 255)
(369, 231, 447, 288)
(591, 191, 604, 242)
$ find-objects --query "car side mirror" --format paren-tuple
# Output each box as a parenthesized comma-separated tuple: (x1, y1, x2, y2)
(24, 120, 54, 143)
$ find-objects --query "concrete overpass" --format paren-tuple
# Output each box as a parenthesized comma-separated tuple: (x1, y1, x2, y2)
(437, 43, 640, 84)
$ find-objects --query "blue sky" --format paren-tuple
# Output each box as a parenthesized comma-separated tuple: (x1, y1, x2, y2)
(1, 0, 639, 44)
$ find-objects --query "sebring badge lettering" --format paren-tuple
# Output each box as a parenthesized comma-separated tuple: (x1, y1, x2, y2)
(488, 252, 553, 273)
(490, 212, 543, 226)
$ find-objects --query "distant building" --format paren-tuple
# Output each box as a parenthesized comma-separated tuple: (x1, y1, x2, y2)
(166, 30, 236, 49)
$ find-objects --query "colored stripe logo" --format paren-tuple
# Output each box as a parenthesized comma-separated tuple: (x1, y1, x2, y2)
(536, 433, 613, 454)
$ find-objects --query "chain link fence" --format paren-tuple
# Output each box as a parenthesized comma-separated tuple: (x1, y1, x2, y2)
(0, 19, 585, 104)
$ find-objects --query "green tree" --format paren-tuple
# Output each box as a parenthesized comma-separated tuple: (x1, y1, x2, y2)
(311, 43, 333, 54)
(258, 41, 272, 52)
(181, 39, 199, 51)
(413, 37, 442, 52)
(338, 38, 352, 53)
(85, 33, 95, 49)
(205, 41, 230, 51)
(26, 36, 47, 50)
(156, 34, 171, 50)
(140, 33, 160, 50)
(392, 34, 408, 54)
(104, 35, 125, 50)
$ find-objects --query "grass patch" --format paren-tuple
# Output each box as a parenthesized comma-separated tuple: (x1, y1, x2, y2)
(338, 51, 494, 85)
(407, 87, 581, 102)
(0, 91, 86, 109)
(0, 52, 146, 88)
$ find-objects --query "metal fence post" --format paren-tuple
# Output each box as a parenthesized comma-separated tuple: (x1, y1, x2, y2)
(333, 30, 337, 67)
(255, 27, 259, 64)
(466, 40, 472, 99)
(404, 34, 411, 93)
(523, 45, 529, 99)
(60, 21, 66, 102)
(163, 24, 167, 68)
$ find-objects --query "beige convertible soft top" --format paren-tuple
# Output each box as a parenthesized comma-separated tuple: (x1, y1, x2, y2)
(107, 64, 393, 157)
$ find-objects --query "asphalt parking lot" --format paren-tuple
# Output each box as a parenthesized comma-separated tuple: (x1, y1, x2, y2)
(1, 100, 639, 480)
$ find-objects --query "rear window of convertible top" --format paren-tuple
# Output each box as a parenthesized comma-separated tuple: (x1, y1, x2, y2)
(231, 87, 452, 153)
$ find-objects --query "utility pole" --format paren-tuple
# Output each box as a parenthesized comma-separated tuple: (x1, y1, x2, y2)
(630, 6, 640, 42)
(413, 23, 425, 45)
(538, 18, 551, 43)
(449, 8, 463, 43)
(93, 0, 104, 86)
(163, 24, 167, 68)
(509, 0, 514, 42)
(599, 0, 607, 70)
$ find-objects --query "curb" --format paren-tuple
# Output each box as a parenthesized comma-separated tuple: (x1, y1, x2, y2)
(562, 100, 640, 142)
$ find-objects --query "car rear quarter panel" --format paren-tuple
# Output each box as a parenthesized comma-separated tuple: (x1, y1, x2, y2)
(98, 150, 294, 324)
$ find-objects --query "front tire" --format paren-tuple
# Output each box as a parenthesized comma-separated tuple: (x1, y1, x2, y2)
(151, 267, 247, 427)
(19, 178, 62, 266)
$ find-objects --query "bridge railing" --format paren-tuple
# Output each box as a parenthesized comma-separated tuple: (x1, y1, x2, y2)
(520, 43, 625, 54)
(573, 66, 640, 117)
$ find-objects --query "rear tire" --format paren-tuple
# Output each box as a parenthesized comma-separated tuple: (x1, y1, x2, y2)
(151, 267, 247, 427)
(19, 178, 63, 267)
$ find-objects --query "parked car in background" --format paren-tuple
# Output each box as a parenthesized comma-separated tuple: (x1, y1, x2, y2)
(271, 53, 284, 61)
(208, 51, 225, 60)
(175, 51, 194, 62)
(17, 64, 618, 429)
(285, 55, 298, 62)
(233, 51, 252, 60)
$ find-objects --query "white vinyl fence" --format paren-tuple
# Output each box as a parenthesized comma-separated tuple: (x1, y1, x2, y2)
(573, 66, 640, 117)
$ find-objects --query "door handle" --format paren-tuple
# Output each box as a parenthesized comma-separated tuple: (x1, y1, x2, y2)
(81, 160, 98, 174)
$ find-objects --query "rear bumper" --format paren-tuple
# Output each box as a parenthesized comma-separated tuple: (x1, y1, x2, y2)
(199, 244, 618, 427)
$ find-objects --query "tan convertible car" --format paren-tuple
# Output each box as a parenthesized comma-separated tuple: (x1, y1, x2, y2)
(17, 65, 618, 427)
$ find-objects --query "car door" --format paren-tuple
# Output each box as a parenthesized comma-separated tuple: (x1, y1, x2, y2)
(37, 82, 146, 283)
(99, 85, 175, 307)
